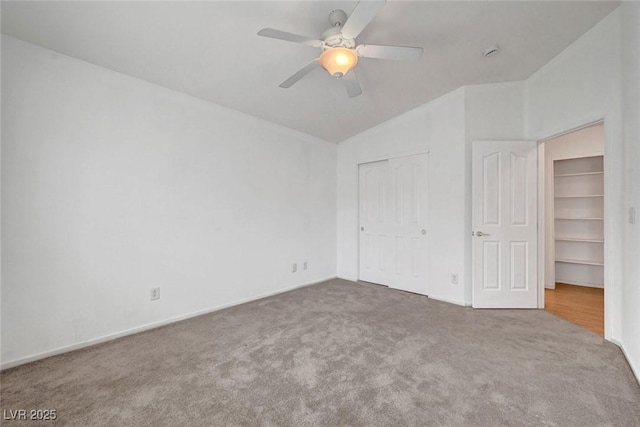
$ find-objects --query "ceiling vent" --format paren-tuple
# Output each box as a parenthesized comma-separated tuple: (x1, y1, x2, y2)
(483, 45, 500, 57)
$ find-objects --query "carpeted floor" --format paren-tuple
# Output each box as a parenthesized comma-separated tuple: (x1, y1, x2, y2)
(1, 279, 639, 426)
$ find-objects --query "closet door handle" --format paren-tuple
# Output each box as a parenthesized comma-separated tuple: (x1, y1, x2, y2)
(475, 231, 490, 237)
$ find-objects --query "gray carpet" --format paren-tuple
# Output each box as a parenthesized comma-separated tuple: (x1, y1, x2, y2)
(1, 279, 639, 426)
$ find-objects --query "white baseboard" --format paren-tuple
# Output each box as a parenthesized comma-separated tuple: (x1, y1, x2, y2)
(426, 294, 469, 307)
(0, 276, 336, 371)
(338, 277, 470, 307)
(555, 280, 604, 289)
(609, 338, 640, 386)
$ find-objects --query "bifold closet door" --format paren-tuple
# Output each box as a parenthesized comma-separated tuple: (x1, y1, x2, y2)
(359, 160, 390, 286)
(359, 154, 429, 295)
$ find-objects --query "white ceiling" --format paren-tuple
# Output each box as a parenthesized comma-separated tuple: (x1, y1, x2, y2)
(1, 1, 618, 142)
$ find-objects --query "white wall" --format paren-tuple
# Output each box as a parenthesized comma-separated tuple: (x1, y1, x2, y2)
(1, 36, 337, 368)
(543, 124, 604, 289)
(620, 1, 640, 381)
(336, 88, 467, 305)
(525, 10, 621, 141)
(465, 82, 525, 143)
(524, 8, 636, 371)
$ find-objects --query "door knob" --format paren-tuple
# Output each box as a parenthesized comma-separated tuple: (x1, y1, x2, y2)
(361, 227, 364, 231)
(475, 231, 490, 237)
(421, 229, 426, 235)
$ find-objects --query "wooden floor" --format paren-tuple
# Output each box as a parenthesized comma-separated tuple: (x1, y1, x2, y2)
(545, 283, 604, 336)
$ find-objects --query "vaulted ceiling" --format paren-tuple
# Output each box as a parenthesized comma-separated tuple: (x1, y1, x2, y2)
(1, 1, 619, 142)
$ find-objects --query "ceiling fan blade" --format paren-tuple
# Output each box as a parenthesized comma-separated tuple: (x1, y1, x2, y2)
(279, 60, 320, 88)
(341, 0, 386, 40)
(357, 44, 423, 61)
(258, 28, 323, 48)
(343, 70, 362, 98)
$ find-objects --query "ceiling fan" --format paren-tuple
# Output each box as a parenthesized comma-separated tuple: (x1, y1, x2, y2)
(257, 0, 423, 98)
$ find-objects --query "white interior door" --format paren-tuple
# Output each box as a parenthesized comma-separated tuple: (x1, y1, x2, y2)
(359, 153, 429, 294)
(472, 141, 538, 308)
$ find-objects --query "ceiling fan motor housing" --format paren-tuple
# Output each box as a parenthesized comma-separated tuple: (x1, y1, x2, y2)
(323, 9, 356, 50)
(328, 9, 348, 27)
(321, 26, 356, 50)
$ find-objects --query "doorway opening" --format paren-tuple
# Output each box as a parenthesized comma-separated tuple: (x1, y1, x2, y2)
(542, 122, 605, 336)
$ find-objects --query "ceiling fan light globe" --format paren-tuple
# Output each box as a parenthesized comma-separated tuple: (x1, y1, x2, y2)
(335, 53, 349, 65)
(319, 47, 358, 78)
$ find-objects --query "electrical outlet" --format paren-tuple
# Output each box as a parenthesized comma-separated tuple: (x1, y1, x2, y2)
(150, 287, 160, 301)
(303, 262, 308, 270)
(451, 274, 459, 285)
(292, 263, 297, 273)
